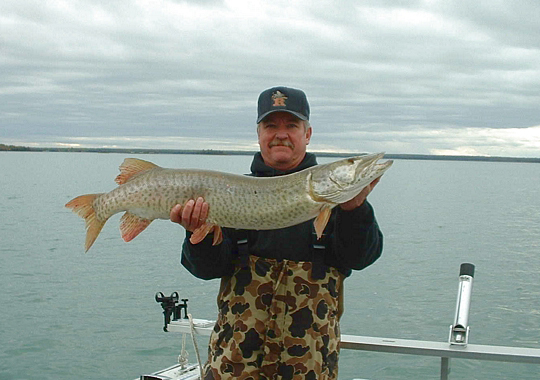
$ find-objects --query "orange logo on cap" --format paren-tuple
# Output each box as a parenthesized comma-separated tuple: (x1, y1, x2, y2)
(272, 91, 287, 107)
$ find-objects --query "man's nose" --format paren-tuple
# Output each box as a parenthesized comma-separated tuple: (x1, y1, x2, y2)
(275, 129, 288, 139)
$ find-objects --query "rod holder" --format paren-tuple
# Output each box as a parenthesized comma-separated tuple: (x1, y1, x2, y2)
(449, 263, 475, 346)
(155, 292, 188, 332)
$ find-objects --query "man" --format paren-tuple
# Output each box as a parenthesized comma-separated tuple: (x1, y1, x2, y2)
(170, 86, 383, 379)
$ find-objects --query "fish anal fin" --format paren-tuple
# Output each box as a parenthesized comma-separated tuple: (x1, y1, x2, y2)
(120, 212, 152, 242)
(115, 158, 160, 185)
(190, 223, 222, 245)
(314, 206, 333, 239)
(65, 193, 107, 252)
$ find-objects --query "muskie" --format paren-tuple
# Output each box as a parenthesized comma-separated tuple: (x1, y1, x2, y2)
(66, 152, 392, 252)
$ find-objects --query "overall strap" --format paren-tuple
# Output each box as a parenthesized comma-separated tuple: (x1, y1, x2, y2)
(312, 229, 345, 320)
(218, 230, 249, 302)
(222, 229, 345, 319)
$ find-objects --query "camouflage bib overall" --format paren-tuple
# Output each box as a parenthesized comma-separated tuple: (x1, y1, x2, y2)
(203, 254, 342, 380)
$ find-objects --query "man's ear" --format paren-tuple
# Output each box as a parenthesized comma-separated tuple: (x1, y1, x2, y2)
(305, 126, 312, 145)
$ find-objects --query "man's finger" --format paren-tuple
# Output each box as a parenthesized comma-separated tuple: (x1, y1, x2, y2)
(370, 176, 381, 188)
(170, 204, 182, 224)
(182, 199, 195, 226)
(200, 201, 209, 222)
(191, 197, 206, 228)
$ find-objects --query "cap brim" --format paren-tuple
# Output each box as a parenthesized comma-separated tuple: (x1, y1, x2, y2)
(257, 110, 308, 124)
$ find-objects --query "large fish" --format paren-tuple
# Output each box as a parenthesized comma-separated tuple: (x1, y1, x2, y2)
(66, 152, 393, 252)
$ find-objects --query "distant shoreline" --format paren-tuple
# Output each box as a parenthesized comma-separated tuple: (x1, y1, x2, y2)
(1, 143, 539, 163)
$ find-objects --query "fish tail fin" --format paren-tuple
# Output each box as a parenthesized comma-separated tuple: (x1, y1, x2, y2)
(65, 194, 107, 252)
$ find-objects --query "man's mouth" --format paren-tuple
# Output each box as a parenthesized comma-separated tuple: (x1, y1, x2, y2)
(269, 140, 294, 149)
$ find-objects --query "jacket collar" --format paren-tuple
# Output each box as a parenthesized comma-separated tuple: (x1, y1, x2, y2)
(250, 152, 318, 177)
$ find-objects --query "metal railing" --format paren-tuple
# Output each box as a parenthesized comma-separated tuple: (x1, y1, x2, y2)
(339, 334, 540, 379)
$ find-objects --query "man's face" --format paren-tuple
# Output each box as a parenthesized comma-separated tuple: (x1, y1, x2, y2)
(257, 111, 312, 171)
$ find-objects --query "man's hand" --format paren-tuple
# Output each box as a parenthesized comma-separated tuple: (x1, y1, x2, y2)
(339, 177, 381, 211)
(170, 197, 209, 232)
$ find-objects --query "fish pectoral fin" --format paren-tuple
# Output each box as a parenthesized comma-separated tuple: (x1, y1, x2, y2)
(190, 223, 223, 245)
(314, 205, 333, 239)
(115, 158, 160, 185)
(120, 212, 153, 242)
(212, 225, 223, 245)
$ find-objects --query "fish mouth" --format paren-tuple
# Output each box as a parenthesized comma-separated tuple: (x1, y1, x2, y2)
(352, 152, 387, 180)
(329, 153, 386, 186)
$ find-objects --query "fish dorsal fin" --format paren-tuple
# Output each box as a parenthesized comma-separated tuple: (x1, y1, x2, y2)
(115, 158, 160, 185)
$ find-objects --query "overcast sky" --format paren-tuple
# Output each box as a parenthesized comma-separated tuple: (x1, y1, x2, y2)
(2, 0, 540, 157)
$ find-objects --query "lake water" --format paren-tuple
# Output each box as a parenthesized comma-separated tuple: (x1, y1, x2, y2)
(1, 152, 539, 379)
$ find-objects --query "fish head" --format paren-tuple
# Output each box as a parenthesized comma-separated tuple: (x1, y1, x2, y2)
(309, 152, 393, 204)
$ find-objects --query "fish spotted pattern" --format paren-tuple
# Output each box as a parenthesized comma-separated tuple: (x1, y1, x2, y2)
(65, 153, 392, 252)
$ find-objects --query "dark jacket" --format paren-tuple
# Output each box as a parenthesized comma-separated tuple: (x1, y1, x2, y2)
(181, 152, 383, 279)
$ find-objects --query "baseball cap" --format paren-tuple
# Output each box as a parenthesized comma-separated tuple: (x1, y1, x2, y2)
(257, 86, 310, 123)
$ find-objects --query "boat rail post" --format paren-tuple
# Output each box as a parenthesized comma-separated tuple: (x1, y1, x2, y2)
(442, 263, 475, 379)
(449, 263, 475, 345)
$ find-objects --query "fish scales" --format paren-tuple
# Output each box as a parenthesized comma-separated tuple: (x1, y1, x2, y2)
(66, 153, 392, 251)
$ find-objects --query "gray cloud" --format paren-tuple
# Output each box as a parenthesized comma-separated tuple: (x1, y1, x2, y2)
(1, 0, 539, 156)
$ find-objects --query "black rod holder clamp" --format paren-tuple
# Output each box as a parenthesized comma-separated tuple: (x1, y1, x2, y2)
(155, 292, 189, 332)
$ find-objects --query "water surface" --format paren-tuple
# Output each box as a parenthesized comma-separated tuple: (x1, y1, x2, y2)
(1, 152, 539, 379)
